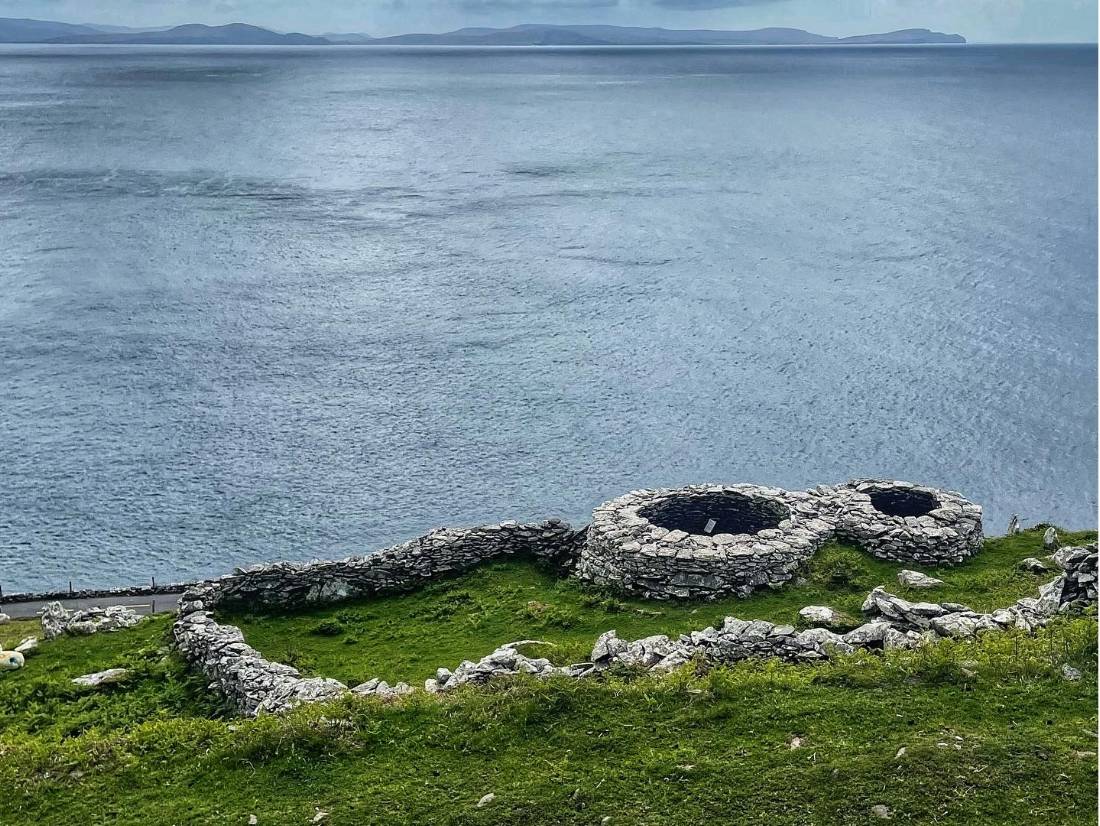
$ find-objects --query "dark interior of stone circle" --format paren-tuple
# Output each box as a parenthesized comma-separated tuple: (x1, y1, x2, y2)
(638, 492, 788, 536)
(868, 488, 938, 518)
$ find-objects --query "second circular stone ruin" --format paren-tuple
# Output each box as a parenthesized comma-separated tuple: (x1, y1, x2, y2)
(831, 479, 983, 565)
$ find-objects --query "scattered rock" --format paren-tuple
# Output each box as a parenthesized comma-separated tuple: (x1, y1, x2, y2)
(1, 650, 25, 670)
(1007, 514, 1020, 535)
(1018, 557, 1049, 574)
(476, 793, 496, 808)
(14, 636, 38, 655)
(894, 747, 907, 759)
(42, 602, 143, 640)
(1043, 527, 1059, 551)
(871, 804, 892, 819)
(248, 816, 257, 825)
(72, 668, 130, 687)
(312, 811, 328, 823)
(1062, 664, 1082, 682)
(0, 612, 9, 624)
(897, 570, 944, 589)
(798, 605, 839, 626)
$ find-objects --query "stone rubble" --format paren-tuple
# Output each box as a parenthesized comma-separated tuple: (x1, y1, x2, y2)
(1043, 527, 1059, 551)
(41, 602, 144, 640)
(14, 636, 38, 655)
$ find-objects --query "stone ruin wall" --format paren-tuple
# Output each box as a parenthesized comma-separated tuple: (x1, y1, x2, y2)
(173, 520, 584, 716)
(575, 481, 983, 600)
(170, 479, 1092, 718)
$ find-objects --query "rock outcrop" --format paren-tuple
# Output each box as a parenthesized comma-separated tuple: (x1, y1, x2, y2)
(41, 602, 144, 640)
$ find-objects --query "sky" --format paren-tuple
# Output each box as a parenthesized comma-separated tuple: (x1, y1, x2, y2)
(0, 0, 1096, 41)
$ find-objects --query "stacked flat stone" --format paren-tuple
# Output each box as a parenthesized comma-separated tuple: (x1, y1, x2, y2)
(41, 601, 144, 640)
(576, 485, 837, 600)
(173, 610, 347, 716)
(173, 520, 583, 715)
(1048, 544, 1098, 610)
(828, 480, 982, 565)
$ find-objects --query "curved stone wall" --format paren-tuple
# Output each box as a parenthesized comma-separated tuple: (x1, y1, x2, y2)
(574, 485, 837, 600)
(829, 480, 983, 565)
(173, 519, 583, 715)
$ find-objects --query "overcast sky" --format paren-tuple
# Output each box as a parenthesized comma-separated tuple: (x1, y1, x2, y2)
(0, 0, 1095, 40)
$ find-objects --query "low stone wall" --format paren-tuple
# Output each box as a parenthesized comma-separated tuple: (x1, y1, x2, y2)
(829, 480, 983, 565)
(575, 485, 837, 600)
(173, 520, 583, 715)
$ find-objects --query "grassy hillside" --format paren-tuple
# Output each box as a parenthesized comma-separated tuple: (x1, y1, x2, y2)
(0, 526, 1095, 825)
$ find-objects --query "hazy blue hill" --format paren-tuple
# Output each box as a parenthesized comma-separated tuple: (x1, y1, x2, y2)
(840, 27, 966, 44)
(2, 19, 966, 46)
(332, 24, 966, 46)
(0, 17, 100, 42)
(46, 23, 330, 45)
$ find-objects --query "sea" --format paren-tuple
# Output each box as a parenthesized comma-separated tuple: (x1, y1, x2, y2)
(0, 44, 1095, 591)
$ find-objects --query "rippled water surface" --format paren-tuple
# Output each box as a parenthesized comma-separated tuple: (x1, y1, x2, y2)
(0, 44, 1095, 591)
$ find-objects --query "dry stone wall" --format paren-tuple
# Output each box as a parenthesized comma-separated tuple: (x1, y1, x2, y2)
(168, 480, 1070, 718)
(576, 485, 837, 600)
(173, 520, 583, 715)
(829, 480, 983, 565)
(575, 480, 983, 600)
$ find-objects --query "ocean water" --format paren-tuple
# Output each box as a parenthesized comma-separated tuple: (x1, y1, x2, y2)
(0, 44, 1095, 592)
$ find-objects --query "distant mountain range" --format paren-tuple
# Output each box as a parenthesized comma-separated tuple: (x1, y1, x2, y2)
(0, 18, 967, 46)
(0, 20, 326, 45)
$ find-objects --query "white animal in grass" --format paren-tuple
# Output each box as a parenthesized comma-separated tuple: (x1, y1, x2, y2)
(1, 649, 25, 670)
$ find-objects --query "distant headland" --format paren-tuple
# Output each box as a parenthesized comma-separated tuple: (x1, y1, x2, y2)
(0, 19, 966, 47)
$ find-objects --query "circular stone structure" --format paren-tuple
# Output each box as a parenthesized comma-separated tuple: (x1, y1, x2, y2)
(576, 484, 837, 600)
(830, 479, 983, 565)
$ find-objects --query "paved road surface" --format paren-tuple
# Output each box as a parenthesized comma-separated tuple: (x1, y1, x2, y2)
(0, 592, 184, 619)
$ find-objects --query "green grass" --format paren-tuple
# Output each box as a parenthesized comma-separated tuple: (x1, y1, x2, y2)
(0, 614, 222, 739)
(0, 525, 1095, 825)
(222, 528, 1097, 686)
(0, 618, 1095, 825)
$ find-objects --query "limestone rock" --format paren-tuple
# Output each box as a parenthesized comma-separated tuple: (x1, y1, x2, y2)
(1, 650, 25, 670)
(14, 636, 38, 655)
(1018, 557, 1049, 574)
(1043, 527, 1059, 551)
(897, 570, 943, 588)
(1007, 514, 1020, 535)
(72, 668, 130, 687)
(42, 602, 143, 640)
(798, 605, 839, 626)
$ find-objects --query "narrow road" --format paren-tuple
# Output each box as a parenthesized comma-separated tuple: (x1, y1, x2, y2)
(0, 592, 184, 619)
